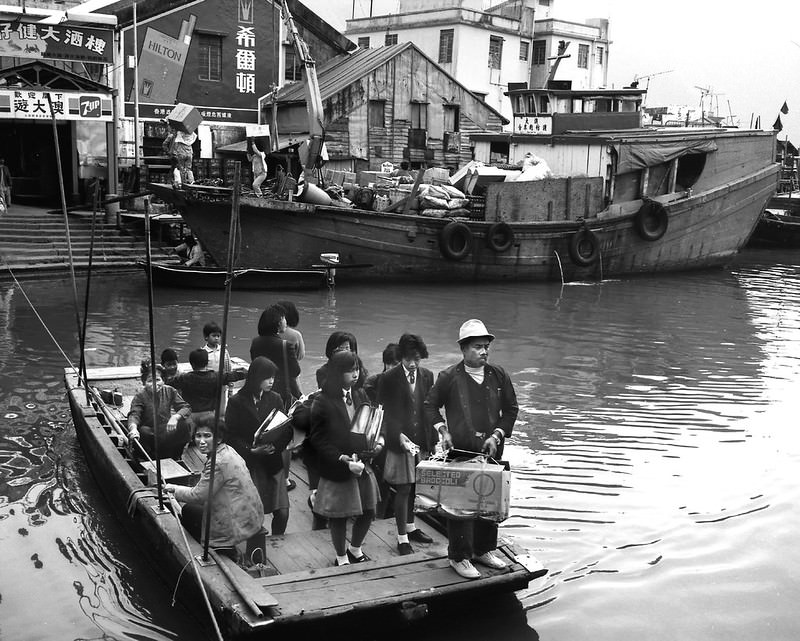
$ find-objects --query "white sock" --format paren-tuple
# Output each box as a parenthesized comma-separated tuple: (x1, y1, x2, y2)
(348, 545, 363, 558)
(336, 554, 349, 565)
(397, 534, 409, 544)
(406, 523, 417, 532)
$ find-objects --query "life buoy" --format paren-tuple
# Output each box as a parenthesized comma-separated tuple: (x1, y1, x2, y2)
(569, 227, 600, 266)
(439, 221, 473, 261)
(635, 200, 668, 241)
(486, 222, 515, 253)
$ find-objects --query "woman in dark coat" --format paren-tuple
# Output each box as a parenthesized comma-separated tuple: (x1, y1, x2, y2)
(250, 304, 301, 405)
(310, 351, 383, 566)
(226, 357, 292, 535)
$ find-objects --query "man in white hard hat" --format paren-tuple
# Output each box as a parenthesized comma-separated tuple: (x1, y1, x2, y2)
(424, 319, 519, 580)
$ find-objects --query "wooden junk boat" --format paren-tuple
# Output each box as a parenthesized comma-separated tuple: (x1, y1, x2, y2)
(65, 364, 546, 637)
(148, 85, 779, 284)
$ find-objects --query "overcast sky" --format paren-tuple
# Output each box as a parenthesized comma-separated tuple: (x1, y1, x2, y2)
(302, 0, 800, 144)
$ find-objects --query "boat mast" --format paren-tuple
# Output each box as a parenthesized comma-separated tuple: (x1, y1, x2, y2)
(46, 93, 86, 395)
(202, 161, 242, 561)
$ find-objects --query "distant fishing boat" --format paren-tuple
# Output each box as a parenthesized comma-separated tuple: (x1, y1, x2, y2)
(64, 364, 547, 637)
(149, 85, 778, 284)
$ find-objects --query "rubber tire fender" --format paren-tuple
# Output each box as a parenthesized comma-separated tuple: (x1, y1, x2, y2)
(486, 222, 515, 253)
(568, 227, 600, 266)
(635, 199, 669, 241)
(439, 221, 473, 261)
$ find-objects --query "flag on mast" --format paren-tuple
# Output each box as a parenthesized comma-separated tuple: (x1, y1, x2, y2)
(780, 101, 789, 115)
(773, 115, 783, 132)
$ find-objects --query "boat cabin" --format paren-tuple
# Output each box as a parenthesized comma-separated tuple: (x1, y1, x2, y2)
(506, 83, 646, 136)
(467, 84, 773, 221)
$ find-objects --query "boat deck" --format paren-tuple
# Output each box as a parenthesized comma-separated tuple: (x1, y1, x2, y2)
(68, 364, 545, 634)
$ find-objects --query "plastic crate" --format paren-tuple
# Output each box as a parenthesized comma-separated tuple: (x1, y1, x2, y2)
(466, 195, 486, 220)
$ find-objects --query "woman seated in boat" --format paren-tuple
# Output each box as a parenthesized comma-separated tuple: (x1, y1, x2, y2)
(165, 420, 263, 559)
(127, 362, 192, 460)
(225, 356, 293, 536)
(310, 351, 384, 566)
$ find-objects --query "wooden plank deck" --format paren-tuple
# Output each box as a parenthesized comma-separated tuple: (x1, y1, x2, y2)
(81, 366, 543, 630)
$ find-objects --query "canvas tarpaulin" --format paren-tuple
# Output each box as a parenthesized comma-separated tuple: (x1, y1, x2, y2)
(613, 139, 718, 174)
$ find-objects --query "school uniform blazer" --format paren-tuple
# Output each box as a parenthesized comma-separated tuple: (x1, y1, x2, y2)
(250, 334, 301, 401)
(424, 361, 518, 455)
(309, 387, 368, 482)
(225, 389, 288, 475)
(377, 365, 436, 453)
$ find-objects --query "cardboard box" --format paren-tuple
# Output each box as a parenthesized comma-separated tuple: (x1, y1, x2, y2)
(167, 103, 203, 134)
(141, 458, 194, 486)
(415, 456, 510, 521)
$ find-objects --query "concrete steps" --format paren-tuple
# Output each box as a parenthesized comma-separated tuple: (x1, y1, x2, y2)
(0, 205, 180, 277)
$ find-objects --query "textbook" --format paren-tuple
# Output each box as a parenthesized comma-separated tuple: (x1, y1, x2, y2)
(252, 408, 292, 447)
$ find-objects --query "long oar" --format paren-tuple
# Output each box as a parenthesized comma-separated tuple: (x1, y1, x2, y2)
(202, 161, 242, 561)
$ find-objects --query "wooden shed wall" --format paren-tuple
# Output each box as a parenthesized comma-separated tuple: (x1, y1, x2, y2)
(317, 48, 503, 171)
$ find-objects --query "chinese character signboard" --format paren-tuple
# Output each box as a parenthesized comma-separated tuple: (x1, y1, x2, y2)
(0, 90, 112, 121)
(0, 20, 113, 64)
(513, 116, 553, 135)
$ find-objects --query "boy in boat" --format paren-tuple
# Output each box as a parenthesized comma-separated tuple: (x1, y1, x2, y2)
(377, 334, 435, 555)
(171, 348, 246, 428)
(203, 321, 235, 413)
(160, 348, 179, 384)
(128, 362, 193, 460)
(424, 319, 518, 579)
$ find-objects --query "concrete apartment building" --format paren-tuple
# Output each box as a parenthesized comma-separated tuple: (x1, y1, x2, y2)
(344, 0, 610, 126)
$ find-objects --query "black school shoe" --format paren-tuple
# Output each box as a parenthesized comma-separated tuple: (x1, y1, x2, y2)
(347, 549, 370, 563)
(408, 529, 433, 544)
(397, 542, 414, 556)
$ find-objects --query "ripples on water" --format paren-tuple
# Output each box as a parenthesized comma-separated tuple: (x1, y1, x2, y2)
(2, 249, 800, 640)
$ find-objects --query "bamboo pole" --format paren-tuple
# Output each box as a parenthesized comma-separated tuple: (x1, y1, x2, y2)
(202, 161, 242, 561)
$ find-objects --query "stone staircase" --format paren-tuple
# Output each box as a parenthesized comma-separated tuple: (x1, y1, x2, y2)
(0, 205, 180, 278)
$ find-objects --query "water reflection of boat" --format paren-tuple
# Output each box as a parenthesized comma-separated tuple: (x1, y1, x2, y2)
(149, 86, 778, 284)
(64, 364, 545, 638)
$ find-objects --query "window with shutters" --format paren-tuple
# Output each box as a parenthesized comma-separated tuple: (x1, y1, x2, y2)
(198, 35, 222, 81)
(597, 46, 604, 65)
(369, 100, 385, 128)
(385, 33, 398, 46)
(532, 40, 546, 65)
(358, 36, 370, 49)
(519, 41, 530, 61)
(411, 102, 428, 129)
(444, 105, 460, 132)
(488, 36, 503, 69)
(284, 46, 302, 81)
(578, 43, 589, 68)
(438, 29, 454, 63)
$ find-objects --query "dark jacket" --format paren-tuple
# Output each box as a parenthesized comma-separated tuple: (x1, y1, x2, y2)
(225, 388, 289, 475)
(171, 369, 245, 413)
(309, 386, 368, 482)
(424, 362, 518, 456)
(377, 365, 436, 453)
(128, 384, 190, 429)
(249, 334, 301, 403)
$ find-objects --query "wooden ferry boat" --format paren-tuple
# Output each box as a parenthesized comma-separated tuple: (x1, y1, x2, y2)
(65, 364, 546, 638)
(148, 86, 778, 284)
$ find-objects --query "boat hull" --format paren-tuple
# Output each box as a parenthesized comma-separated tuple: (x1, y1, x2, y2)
(149, 161, 778, 283)
(142, 262, 328, 290)
(749, 207, 800, 247)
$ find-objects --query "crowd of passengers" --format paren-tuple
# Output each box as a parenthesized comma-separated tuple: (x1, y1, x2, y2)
(126, 301, 517, 581)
